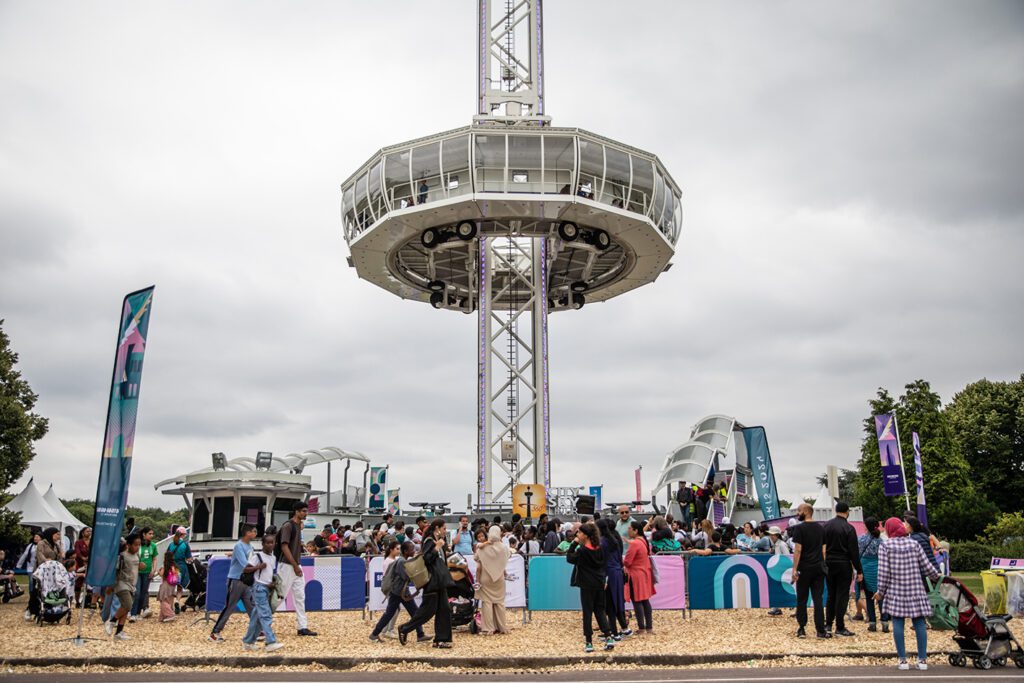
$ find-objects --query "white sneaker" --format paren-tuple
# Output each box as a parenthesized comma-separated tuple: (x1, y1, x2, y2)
(104, 620, 115, 636)
(23, 610, 31, 621)
(264, 642, 284, 653)
(242, 643, 256, 651)
(916, 660, 928, 671)
(141, 608, 152, 618)
(128, 615, 137, 623)
(114, 631, 130, 641)
(897, 660, 910, 671)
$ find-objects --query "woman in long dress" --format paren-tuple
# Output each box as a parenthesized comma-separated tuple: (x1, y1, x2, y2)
(474, 525, 511, 634)
(623, 521, 656, 634)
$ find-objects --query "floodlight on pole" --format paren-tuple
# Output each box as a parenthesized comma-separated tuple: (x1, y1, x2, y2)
(255, 451, 273, 471)
(211, 452, 227, 471)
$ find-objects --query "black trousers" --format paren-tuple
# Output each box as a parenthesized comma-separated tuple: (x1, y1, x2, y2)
(825, 564, 853, 631)
(400, 590, 452, 643)
(795, 565, 826, 634)
(633, 599, 653, 630)
(603, 588, 628, 635)
(579, 587, 612, 642)
(211, 579, 254, 634)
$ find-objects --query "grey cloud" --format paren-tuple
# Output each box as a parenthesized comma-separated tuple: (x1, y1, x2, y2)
(1, 1, 1021, 509)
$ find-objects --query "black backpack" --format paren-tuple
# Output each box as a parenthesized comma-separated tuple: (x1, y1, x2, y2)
(274, 521, 295, 561)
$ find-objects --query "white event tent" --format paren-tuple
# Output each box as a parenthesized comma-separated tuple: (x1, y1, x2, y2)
(3, 477, 85, 532)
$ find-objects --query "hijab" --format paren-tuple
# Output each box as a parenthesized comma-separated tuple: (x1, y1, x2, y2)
(884, 517, 908, 538)
(476, 525, 510, 584)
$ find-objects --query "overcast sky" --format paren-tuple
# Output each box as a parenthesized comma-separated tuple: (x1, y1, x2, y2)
(2, 1, 1022, 513)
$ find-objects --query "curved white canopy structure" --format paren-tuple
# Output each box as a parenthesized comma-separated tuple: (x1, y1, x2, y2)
(654, 415, 740, 491)
(153, 446, 371, 490)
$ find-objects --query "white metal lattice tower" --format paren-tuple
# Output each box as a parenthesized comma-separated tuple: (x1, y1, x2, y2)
(340, 0, 682, 509)
(476, 0, 549, 126)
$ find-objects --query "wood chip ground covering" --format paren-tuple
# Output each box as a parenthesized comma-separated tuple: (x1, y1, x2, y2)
(0, 602, 958, 669)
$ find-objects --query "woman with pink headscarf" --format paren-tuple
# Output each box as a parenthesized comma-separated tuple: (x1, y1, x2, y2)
(875, 517, 940, 671)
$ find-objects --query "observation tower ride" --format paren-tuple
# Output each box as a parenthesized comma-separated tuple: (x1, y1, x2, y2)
(340, 1, 682, 507)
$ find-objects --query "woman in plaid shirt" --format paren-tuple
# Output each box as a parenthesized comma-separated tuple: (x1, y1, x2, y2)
(874, 517, 940, 671)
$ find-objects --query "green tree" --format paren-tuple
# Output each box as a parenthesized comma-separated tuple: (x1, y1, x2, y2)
(61, 498, 188, 537)
(946, 375, 1024, 513)
(0, 320, 49, 491)
(851, 380, 987, 540)
(816, 468, 857, 503)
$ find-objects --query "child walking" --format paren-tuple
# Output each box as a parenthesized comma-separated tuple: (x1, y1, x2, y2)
(243, 533, 284, 653)
(566, 522, 615, 653)
(105, 533, 141, 640)
(157, 551, 179, 622)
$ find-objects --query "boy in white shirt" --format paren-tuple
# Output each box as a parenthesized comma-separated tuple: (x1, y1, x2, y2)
(242, 533, 284, 653)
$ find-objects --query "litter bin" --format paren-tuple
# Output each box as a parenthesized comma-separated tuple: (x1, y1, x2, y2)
(1005, 571, 1024, 617)
(980, 570, 1007, 614)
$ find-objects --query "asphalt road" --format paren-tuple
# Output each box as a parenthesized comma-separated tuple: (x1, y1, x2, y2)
(2, 667, 1021, 683)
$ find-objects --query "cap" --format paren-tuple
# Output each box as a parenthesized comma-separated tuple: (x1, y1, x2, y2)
(175, 526, 187, 535)
(328, 534, 339, 542)
(721, 516, 731, 525)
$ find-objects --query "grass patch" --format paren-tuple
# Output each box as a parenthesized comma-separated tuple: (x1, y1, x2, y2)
(950, 572, 984, 601)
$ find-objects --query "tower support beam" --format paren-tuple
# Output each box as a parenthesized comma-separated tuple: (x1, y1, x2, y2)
(478, 234, 551, 505)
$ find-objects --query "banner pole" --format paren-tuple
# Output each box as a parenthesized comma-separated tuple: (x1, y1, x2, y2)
(892, 412, 911, 512)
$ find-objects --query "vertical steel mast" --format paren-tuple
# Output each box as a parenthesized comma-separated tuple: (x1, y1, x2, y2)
(476, 0, 551, 505)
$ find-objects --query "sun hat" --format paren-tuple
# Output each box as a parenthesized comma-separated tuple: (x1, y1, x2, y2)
(768, 526, 783, 536)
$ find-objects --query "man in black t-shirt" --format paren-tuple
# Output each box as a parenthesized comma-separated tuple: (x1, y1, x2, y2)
(790, 503, 828, 639)
(822, 501, 863, 636)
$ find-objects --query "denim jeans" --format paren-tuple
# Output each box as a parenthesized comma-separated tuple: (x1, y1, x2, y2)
(371, 593, 423, 638)
(130, 573, 151, 616)
(101, 591, 119, 622)
(892, 616, 927, 661)
(243, 583, 276, 645)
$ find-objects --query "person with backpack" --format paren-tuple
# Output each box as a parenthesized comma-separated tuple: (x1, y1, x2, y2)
(277, 500, 317, 637)
(105, 533, 141, 641)
(208, 523, 258, 642)
(167, 526, 192, 614)
(398, 518, 452, 648)
(242, 532, 284, 653)
(370, 541, 427, 642)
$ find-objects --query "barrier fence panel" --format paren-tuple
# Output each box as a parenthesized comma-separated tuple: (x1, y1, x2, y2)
(528, 553, 686, 611)
(687, 553, 796, 609)
(366, 553, 527, 613)
(209, 555, 366, 613)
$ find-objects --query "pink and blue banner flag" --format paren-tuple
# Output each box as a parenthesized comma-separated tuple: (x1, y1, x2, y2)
(874, 413, 907, 498)
(912, 432, 928, 527)
(86, 287, 155, 587)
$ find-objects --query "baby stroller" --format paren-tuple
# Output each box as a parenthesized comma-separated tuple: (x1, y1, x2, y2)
(938, 575, 1024, 669)
(182, 560, 207, 612)
(446, 554, 480, 634)
(1, 574, 25, 603)
(32, 560, 73, 626)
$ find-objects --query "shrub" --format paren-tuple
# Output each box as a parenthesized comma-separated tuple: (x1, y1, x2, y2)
(949, 540, 994, 572)
(981, 512, 1024, 546)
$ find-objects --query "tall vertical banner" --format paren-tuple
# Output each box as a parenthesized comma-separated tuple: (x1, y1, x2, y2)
(912, 432, 928, 527)
(634, 468, 642, 505)
(740, 426, 780, 520)
(368, 467, 387, 510)
(874, 413, 908, 498)
(86, 287, 155, 588)
(387, 488, 400, 516)
(589, 485, 603, 514)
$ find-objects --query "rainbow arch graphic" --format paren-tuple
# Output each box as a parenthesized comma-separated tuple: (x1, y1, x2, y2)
(712, 555, 770, 609)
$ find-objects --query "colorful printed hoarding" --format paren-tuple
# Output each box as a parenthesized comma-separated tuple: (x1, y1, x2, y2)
(368, 466, 387, 510)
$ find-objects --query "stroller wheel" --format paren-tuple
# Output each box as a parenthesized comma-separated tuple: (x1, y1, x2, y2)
(993, 656, 1007, 667)
(954, 653, 967, 668)
(947, 654, 958, 667)
(2, 595, 9, 603)
(469, 620, 479, 635)
(975, 655, 992, 670)
(1014, 654, 1024, 668)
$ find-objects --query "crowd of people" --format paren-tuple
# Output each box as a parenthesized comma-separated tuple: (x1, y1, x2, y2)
(4, 495, 948, 668)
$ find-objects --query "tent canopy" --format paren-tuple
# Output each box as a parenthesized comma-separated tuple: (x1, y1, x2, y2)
(4, 478, 85, 531)
(812, 484, 835, 519)
(43, 484, 86, 531)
